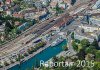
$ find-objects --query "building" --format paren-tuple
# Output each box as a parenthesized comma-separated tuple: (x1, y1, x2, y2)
(13, 5, 21, 12)
(74, 28, 94, 43)
(59, 2, 68, 9)
(50, 1, 57, 8)
(18, 22, 29, 31)
(92, 0, 100, 9)
(78, 24, 100, 32)
(15, 21, 21, 26)
(24, 12, 35, 19)
(6, 9, 12, 15)
(0, 23, 5, 32)
(74, 25, 100, 43)
(98, 42, 100, 47)
(34, 1, 43, 9)
(23, 0, 33, 4)
(71, 0, 76, 5)
(1, 5, 8, 11)
(0, 0, 3, 7)
(41, 0, 50, 6)
(87, 9, 100, 14)
(89, 16, 100, 26)
(20, 8, 46, 19)
(6, 0, 12, 4)
(13, 12, 23, 18)
(39, 12, 50, 21)
(53, 15, 73, 31)
(0, 7, 3, 11)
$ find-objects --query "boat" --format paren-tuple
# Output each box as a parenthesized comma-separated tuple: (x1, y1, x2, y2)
(51, 38, 64, 47)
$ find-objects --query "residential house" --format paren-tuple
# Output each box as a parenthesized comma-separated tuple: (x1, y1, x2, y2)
(13, 5, 21, 12)
(0, 7, 3, 11)
(24, 12, 35, 19)
(0, 0, 3, 7)
(1, 5, 8, 11)
(41, 0, 50, 6)
(39, 12, 50, 21)
(59, 2, 68, 9)
(0, 35, 4, 41)
(19, 8, 46, 19)
(34, 1, 43, 9)
(6, 9, 12, 15)
(98, 42, 100, 47)
(15, 21, 21, 26)
(13, 12, 23, 18)
(23, 9, 39, 19)
(6, 0, 12, 5)
(23, 0, 33, 4)
(0, 23, 5, 33)
(50, 1, 57, 8)
(62, 0, 72, 8)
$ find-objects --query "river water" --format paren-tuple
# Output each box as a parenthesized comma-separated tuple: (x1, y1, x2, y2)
(8, 40, 67, 70)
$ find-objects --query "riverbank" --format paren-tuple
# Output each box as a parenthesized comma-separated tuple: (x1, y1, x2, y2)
(0, 39, 67, 70)
(0, 43, 51, 70)
(8, 39, 67, 70)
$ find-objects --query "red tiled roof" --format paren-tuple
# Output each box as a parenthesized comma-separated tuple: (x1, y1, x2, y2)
(15, 21, 21, 26)
(6, 0, 11, 2)
(50, 1, 57, 7)
(13, 13, 23, 18)
(54, 15, 73, 27)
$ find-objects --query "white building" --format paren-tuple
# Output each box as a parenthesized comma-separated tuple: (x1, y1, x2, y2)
(74, 26, 100, 43)
(24, 13, 35, 19)
(23, 0, 33, 4)
(0, 24, 5, 32)
(89, 16, 100, 26)
(74, 28, 95, 43)
(41, 0, 50, 6)
(92, 0, 100, 9)
(86, 9, 100, 14)
(59, 2, 68, 9)
(78, 24, 100, 32)
(6, 9, 11, 15)
(35, 1, 43, 9)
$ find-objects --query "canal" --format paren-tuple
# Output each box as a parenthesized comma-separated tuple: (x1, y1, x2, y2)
(8, 40, 67, 70)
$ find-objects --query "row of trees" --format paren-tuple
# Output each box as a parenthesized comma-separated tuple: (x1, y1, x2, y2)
(15, 42, 46, 62)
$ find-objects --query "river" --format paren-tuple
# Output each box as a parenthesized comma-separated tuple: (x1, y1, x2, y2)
(8, 40, 67, 70)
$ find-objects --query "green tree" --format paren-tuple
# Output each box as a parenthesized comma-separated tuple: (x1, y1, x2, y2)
(80, 39, 90, 49)
(63, 45, 68, 51)
(91, 39, 99, 49)
(71, 32, 74, 39)
(72, 41, 78, 51)
(4, 61, 9, 66)
(95, 51, 100, 61)
(85, 46, 94, 54)
(53, 56, 58, 62)
(92, 62, 100, 70)
(98, 35, 100, 41)
(77, 49, 86, 60)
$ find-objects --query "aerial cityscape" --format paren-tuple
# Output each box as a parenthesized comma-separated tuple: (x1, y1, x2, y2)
(0, 0, 100, 70)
